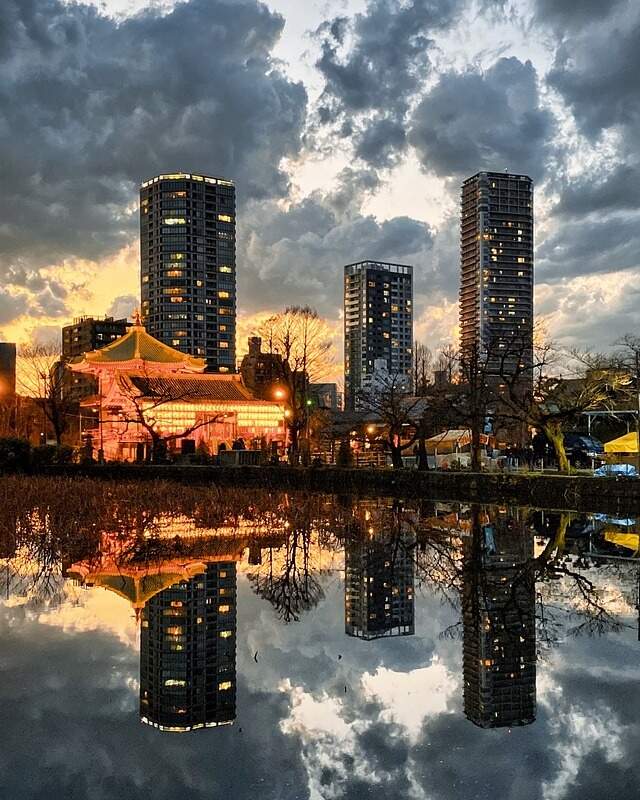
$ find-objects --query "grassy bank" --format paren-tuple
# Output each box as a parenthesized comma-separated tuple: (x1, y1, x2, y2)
(12, 463, 640, 515)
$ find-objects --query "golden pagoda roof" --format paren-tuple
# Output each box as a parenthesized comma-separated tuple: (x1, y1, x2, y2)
(67, 560, 208, 607)
(71, 322, 205, 371)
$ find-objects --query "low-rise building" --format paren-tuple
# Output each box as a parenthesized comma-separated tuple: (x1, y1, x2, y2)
(70, 318, 285, 460)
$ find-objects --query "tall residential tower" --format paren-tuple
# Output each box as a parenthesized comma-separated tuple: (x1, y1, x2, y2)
(344, 260, 413, 410)
(140, 172, 236, 372)
(460, 172, 533, 377)
(140, 562, 237, 732)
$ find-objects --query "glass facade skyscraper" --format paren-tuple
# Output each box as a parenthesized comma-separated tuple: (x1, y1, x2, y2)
(140, 172, 236, 372)
(345, 527, 415, 640)
(344, 260, 413, 410)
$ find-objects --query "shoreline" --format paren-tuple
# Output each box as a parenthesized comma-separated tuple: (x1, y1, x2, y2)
(7, 463, 639, 515)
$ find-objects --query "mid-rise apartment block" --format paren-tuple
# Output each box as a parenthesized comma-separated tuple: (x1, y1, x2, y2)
(344, 260, 413, 410)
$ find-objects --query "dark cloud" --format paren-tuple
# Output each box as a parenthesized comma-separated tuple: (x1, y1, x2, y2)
(314, 0, 461, 168)
(0, 291, 28, 324)
(0, 603, 308, 800)
(238, 198, 436, 317)
(0, 0, 307, 270)
(537, 214, 640, 282)
(548, 10, 640, 144)
(408, 57, 553, 182)
(555, 165, 640, 217)
(535, 0, 626, 30)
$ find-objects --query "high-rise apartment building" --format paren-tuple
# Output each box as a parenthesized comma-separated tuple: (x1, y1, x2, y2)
(140, 562, 237, 732)
(140, 172, 236, 372)
(462, 513, 536, 728)
(460, 172, 533, 377)
(344, 260, 413, 410)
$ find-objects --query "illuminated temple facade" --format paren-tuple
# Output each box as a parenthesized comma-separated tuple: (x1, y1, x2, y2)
(70, 318, 285, 461)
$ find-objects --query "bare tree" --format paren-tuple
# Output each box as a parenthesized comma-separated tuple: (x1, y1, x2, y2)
(499, 340, 623, 473)
(257, 306, 335, 460)
(18, 343, 75, 445)
(357, 371, 422, 468)
(434, 343, 457, 384)
(412, 341, 432, 396)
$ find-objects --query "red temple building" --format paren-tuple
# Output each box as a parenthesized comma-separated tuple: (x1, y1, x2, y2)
(70, 318, 286, 461)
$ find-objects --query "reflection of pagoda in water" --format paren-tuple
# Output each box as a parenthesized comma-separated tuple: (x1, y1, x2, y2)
(462, 513, 536, 728)
(66, 524, 249, 733)
(345, 512, 415, 639)
(140, 562, 237, 732)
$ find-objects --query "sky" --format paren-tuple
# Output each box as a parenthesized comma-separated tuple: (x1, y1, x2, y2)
(1, 0, 640, 365)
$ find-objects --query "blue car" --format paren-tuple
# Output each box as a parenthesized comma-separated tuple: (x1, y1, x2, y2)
(594, 463, 638, 478)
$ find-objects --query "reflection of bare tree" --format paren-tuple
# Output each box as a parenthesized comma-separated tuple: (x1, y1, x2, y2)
(531, 513, 626, 640)
(413, 506, 629, 650)
(248, 526, 325, 623)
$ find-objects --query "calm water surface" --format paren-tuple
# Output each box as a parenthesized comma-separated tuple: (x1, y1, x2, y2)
(1, 478, 639, 799)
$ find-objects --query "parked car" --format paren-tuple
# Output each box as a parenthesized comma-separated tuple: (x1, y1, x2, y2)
(564, 433, 605, 468)
(594, 463, 638, 478)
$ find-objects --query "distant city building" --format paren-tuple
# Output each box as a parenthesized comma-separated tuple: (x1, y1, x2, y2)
(0, 342, 16, 398)
(344, 260, 413, 411)
(140, 172, 236, 373)
(345, 520, 415, 640)
(140, 563, 237, 732)
(308, 382, 340, 411)
(61, 316, 128, 402)
(460, 172, 533, 378)
(462, 513, 536, 728)
(239, 336, 285, 399)
(62, 316, 128, 360)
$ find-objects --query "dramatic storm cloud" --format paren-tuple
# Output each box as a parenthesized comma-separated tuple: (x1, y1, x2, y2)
(409, 57, 553, 182)
(0, 0, 638, 353)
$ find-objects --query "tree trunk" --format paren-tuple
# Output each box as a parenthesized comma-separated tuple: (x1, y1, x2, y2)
(470, 420, 482, 472)
(390, 442, 403, 469)
(289, 425, 299, 465)
(417, 435, 429, 471)
(545, 421, 569, 474)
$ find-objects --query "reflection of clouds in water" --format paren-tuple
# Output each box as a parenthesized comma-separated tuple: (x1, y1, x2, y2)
(36, 580, 139, 650)
(1, 511, 640, 798)
(361, 658, 456, 741)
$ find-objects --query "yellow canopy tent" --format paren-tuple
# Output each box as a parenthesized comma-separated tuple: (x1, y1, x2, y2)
(604, 432, 640, 454)
(604, 530, 640, 554)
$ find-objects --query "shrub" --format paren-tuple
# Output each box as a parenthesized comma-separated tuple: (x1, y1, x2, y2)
(31, 444, 75, 466)
(336, 440, 354, 468)
(0, 437, 31, 471)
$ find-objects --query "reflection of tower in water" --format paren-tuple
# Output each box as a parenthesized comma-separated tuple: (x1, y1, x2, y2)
(462, 515, 536, 728)
(140, 562, 237, 732)
(345, 527, 415, 640)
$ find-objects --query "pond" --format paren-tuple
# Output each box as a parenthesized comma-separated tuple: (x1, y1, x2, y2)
(0, 477, 638, 799)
